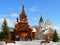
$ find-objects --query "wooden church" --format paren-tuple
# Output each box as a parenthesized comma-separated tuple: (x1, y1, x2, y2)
(11, 5, 36, 41)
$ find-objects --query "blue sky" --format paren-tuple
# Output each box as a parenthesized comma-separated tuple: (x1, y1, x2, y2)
(0, 0, 60, 30)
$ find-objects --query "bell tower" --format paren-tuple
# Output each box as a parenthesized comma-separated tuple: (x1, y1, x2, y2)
(20, 5, 27, 22)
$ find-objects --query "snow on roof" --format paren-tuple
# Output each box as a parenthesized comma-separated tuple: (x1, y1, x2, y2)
(32, 28, 36, 32)
(43, 28, 54, 35)
(9, 28, 14, 32)
(43, 30, 50, 35)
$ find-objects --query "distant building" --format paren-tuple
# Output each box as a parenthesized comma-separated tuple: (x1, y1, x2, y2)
(33, 13, 54, 40)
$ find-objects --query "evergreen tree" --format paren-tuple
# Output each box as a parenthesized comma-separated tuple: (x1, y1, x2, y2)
(2, 19, 11, 40)
(52, 30, 59, 42)
(0, 32, 4, 40)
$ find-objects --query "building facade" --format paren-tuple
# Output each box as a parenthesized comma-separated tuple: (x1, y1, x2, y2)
(11, 5, 36, 41)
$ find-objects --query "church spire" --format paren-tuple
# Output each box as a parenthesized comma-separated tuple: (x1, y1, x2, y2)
(20, 4, 27, 22)
(21, 4, 25, 14)
(20, 4, 27, 18)
(39, 13, 44, 29)
(39, 13, 44, 23)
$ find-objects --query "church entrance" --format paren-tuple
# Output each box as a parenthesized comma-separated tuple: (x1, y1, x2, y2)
(20, 32, 28, 41)
(15, 36, 20, 41)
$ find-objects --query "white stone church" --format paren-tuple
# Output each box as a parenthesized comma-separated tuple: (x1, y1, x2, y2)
(32, 13, 55, 40)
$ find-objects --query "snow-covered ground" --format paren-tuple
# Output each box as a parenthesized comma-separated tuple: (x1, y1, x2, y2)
(0, 40, 60, 45)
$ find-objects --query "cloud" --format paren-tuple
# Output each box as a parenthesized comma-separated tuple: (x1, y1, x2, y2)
(0, 18, 15, 28)
(0, 13, 19, 28)
(6, 18, 15, 27)
(10, 13, 19, 18)
(29, 6, 38, 12)
(0, 18, 5, 24)
(52, 26, 60, 30)
(57, 30, 60, 37)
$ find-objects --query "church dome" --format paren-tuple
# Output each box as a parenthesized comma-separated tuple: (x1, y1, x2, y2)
(45, 19, 51, 25)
